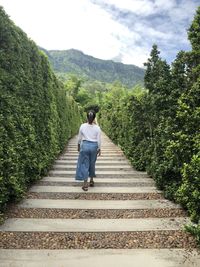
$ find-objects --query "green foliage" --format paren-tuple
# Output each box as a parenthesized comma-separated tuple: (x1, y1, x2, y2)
(144, 44, 161, 93)
(188, 6, 200, 51)
(99, 84, 148, 171)
(0, 7, 81, 211)
(99, 6, 200, 242)
(41, 48, 145, 87)
(65, 74, 82, 99)
(176, 154, 200, 222)
(185, 224, 200, 246)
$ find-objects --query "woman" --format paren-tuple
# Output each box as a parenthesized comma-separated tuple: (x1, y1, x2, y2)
(75, 110, 101, 191)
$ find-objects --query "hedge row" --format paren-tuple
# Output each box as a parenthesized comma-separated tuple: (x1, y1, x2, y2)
(99, 8, 200, 226)
(0, 7, 82, 211)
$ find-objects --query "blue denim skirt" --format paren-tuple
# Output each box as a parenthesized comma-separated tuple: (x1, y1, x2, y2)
(75, 141, 98, 181)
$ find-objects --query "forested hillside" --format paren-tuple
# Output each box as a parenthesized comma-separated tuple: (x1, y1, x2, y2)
(0, 7, 82, 213)
(99, 7, 200, 242)
(40, 48, 145, 87)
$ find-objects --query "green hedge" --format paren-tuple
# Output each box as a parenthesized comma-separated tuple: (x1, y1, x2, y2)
(99, 7, 200, 243)
(0, 7, 81, 211)
(99, 67, 200, 244)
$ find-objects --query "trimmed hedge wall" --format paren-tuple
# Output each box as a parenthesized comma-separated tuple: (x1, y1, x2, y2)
(0, 7, 81, 211)
(99, 7, 200, 238)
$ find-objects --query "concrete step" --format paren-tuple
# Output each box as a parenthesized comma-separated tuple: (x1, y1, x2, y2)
(57, 157, 128, 161)
(42, 177, 154, 183)
(0, 249, 199, 267)
(0, 133, 197, 266)
(63, 153, 124, 156)
(58, 156, 126, 160)
(29, 186, 160, 193)
(49, 170, 149, 178)
(54, 160, 132, 165)
(66, 150, 123, 153)
(18, 199, 181, 210)
(66, 149, 120, 151)
(0, 217, 190, 232)
(66, 151, 123, 154)
(52, 165, 133, 171)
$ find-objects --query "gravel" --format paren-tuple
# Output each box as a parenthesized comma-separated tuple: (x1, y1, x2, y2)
(0, 231, 197, 249)
(1, 138, 197, 252)
(26, 192, 163, 200)
(5, 208, 187, 219)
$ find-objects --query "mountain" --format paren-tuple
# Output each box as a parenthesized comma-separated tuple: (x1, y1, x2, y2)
(40, 48, 145, 87)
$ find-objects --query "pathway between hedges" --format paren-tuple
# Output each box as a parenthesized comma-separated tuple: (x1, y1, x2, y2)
(0, 133, 199, 266)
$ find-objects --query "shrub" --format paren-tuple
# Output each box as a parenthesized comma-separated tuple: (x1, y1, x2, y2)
(0, 7, 81, 211)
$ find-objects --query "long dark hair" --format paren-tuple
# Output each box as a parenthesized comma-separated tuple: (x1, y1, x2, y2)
(87, 110, 96, 124)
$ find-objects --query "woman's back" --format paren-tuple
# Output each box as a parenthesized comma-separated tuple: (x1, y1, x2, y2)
(79, 123, 101, 143)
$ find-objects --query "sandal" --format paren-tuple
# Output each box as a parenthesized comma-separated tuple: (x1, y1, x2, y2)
(82, 183, 88, 191)
(89, 180, 94, 187)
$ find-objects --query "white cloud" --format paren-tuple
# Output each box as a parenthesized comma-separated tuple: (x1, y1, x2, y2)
(0, 0, 199, 67)
(122, 46, 150, 67)
(94, 0, 155, 16)
(94, 0, 177, 16)
(154, 0, 175, 12)
(168, 0, 199, 23)
(134, 22, 174, 41)
(0, 0, 130, 60)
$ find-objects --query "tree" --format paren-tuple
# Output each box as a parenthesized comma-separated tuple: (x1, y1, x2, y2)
(65, 74, 82, 99)
(144, 44, 160, 93)
(188, 6, 200, 51)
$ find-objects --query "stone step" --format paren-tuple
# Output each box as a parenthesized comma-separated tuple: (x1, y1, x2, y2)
(63, 153, 124, 156)
(42, 177, 154, 183)
(66, 150, 122, 153)
(58, 156, 126, 160)
(0, 249, 199, 267)
(1, 133, 197, 266)
(38, 182, 156, 188)
(57, 158, 128, 162)
(62, 156, 126, 160)
(55, 160, 131, 165)
(18, 199, 181, 210)
(64, 150, 123, 152)
(0, 217, 190, 232)
(67, 143, 119, 145)
(66, 150, 121, 153)
(49, 170, 149, 178)
(52, 165, 133, 171)
(66, 147, 122, 150)
(65, 143, 121, 145)
(29, 186, 160, 193)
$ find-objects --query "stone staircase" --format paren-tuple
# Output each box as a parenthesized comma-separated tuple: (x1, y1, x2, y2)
(0, 133, 199, 266)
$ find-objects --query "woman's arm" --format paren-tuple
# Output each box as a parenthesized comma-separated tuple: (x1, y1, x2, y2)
(77, 126, 82, 151)
(97, 128, 101, 156)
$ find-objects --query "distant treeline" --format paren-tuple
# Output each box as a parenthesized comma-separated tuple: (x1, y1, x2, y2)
(99, 7, 200, 241)
(0, 7, 82, 212)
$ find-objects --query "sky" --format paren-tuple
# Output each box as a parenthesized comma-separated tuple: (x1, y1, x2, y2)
(0, 0, 199, 67)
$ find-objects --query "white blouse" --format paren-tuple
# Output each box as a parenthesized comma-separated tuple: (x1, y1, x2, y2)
(77, 123, 101, 149)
